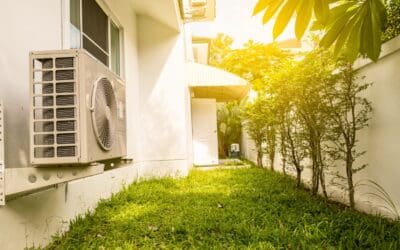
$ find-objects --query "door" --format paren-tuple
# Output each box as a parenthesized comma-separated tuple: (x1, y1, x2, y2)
(191, 98, 218, 165)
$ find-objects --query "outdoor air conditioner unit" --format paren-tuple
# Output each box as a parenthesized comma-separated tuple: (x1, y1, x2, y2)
(29, 49, 126, 166)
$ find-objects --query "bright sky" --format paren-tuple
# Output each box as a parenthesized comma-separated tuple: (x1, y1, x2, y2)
(189, 0, 297, 48)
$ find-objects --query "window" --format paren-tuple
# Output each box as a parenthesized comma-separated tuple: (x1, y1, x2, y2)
(69, 0, 122, 75)
(70, 0, 81, 49)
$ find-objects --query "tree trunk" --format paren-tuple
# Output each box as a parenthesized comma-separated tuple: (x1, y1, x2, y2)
(296, 165, 302, 187)
(267, 127, 276, 171)
(256, 144, 263, 168)
(311, 152, 319, 195)
(317, 142, 328, 198)
(269, 150, 275, 171)
(280, 132, 287, 175)
(309, 131, 320, 195)
(319, 167, 328, 198)
(287, 126, 302, 187)
(346, 155, 355, 209)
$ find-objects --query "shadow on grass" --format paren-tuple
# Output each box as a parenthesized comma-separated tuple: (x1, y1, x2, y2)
(44, 168, 400, 249)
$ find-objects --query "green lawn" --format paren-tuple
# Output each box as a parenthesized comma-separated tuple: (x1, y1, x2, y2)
(44, 167, 400, 249)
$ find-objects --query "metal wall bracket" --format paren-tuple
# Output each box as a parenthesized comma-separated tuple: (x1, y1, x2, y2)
(0, 101, 104, 200)
(5, 164, 105, 198)
(0, 101, 5, 205)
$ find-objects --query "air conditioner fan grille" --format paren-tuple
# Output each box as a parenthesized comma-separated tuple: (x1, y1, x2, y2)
(91, 77, 117, 151)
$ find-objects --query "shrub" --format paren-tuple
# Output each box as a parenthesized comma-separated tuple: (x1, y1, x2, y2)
(383, 0, 400, 42)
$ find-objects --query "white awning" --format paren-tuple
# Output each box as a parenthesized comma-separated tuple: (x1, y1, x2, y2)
(186, 62, 250, 102)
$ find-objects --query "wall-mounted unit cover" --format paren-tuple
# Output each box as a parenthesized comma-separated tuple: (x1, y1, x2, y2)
(30, 50, 126, 166)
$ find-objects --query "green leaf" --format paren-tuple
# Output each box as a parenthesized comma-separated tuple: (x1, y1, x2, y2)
(262, 0, 284, 24)
(358, 3, 368, 57)
(273, 0, 300, 39)
(325, 2, 356, 27)
(368, 0, 386, 60)
(364, 0, 382, 61)
(310, 20, 324, 31)
(320, 9, 356, 48)
(314, 0, 330, 25)
(253, 0, 387, 62)
(253, 0, 271, 16)
(333, 19, 355, 58)
(333, 3, 366, 59)
(342, 14, 364, 61)
(295, 0, 315, 38)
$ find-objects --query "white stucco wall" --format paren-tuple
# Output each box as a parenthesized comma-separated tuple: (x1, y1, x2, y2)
(241, 36, 400, 218)
(352, 36, 400, 216)
(135, 15, 191, 175)
(241, 128, 269, 168)
(0, 165, 138, 249)
(241, 128, 258, 164)
(0, 0, 192, 248)
(0, 0, 63, 168)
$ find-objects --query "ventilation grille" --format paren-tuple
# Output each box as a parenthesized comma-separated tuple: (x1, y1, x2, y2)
(32, 56, 78, 159)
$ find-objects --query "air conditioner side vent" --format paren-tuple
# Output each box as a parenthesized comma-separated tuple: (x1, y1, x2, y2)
(31, 55, 79, 161)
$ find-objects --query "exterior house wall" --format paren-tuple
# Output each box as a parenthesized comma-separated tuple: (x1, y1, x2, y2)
(135, 16, 190, 177)
(241, 36, 400, 218)
(0, 0, 192, 248)
(0, 0, 63, 169)
(184, 26, 195, 167)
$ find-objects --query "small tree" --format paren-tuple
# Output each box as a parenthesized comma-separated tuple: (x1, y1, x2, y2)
(211, 40, 290, 88)
(285, 110, 308, 187)
(256, 96, 279, 171)
(242, 98, 267, 167)
(327, 62, 372, 209)
(262, 59, 294, 175)
(284, 50, 336, 196)
(209, 33, 234, 67)
(382, 0, 400, 42)
(211, 38, 289, 168)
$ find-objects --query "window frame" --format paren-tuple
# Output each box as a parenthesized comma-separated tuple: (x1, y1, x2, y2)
(110, 20, 121, 76)
(63, 0, 124, 79)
